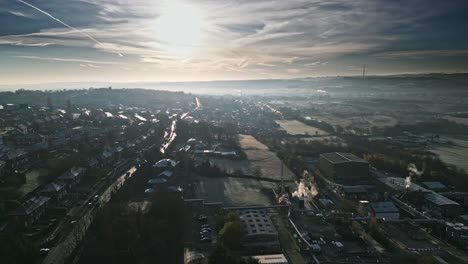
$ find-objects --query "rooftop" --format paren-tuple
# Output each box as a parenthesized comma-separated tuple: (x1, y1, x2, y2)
(10, 196, 50, 216)
(320, 152, 368, 164)
(370, 201, 399, 213)
(424, 192, 459, 206)
(237, 209, 277, 238)
(152, 159, 178, 168)
(422, 181, 447, 190)
(251, 254, 288, 264)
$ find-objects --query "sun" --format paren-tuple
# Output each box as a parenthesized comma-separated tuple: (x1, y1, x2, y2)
(155, 2, 204, 56)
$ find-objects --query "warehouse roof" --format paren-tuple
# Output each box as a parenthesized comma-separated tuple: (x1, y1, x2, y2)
(424, 192, 459, 206)
(320, 152, 368, 164)
(237, 209, 277, 238)
(422, 181, 447, 190)
(371, 201, 399, 213)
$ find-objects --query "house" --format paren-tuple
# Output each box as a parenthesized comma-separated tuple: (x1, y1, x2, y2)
(58, 167, 86, 189)
(153, 159, 178, 169)
(319, 152, 369, 183)
(40, 181, 67, 203)
(2, 129, 44, 146)
(0, 149, 28, 170)
(157, 169, 174, 179)
(9, 196, 51, 228)
(370, 201, 400, 220)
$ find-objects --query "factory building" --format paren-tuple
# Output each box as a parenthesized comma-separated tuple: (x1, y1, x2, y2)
(378, 177, 461, 218)
(237, 209, 280, 254)
(318, 152, 370, 184)
(370, 201, 400, 220)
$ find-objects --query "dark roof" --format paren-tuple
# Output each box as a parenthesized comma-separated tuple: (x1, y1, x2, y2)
(370, 201, 399, 213)
(424, 192, 459, 206)
(148, 178, 167, 184)
(41, 182, 66, 193)
(342, 185, 368, 194)
(10, 196, 50, 216)
(320, 152, 368, 164)
(58, 167, 85, 180)
(158, 170, 174, 178)
(152, 159, 178, 168)
(422, 181, 447, 190)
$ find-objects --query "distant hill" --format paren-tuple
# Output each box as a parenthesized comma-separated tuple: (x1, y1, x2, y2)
(1, 73, 467, 95)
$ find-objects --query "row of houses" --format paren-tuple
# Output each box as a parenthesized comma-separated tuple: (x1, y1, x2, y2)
(9, 166, 86, 228)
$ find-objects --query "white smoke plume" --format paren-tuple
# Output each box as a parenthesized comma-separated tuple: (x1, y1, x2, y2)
(405, 176, 411, 189)
(405, 163, 424, 190)
(292, 179, 318, 198)
(278, 193, 290, 205)
(16, 0, 123, 57)
(407, 163, 424, 177)
(292, 180, 308, 198)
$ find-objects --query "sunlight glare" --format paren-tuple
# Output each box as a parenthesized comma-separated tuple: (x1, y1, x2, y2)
(155, 2, 204, 56)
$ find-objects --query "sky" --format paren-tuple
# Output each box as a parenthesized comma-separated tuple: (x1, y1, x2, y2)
(0, 0, 468, 85)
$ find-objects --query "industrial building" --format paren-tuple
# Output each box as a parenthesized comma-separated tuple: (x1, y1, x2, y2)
(378, 177, 461, 218)
(370, 201, 400, 220)
(249, 254, 288, 264)
(318, 152, 369, 183)
(237, 209, 280, 253)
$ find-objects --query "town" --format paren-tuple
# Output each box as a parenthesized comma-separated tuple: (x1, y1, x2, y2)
(1, 86, 468, 264)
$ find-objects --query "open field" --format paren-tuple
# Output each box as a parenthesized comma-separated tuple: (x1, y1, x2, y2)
(207, 134, 296, 181)
(431, 136, 468, 172)
(276, 120, 328, 136)
(192, 175, 275, 206)
(317, 114, 398, 130)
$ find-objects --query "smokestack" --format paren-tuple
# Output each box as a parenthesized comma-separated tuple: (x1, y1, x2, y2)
(405, 176, 411, 192)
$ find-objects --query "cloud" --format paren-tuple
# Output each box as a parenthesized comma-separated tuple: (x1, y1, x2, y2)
(287, 68, 301, 73)
(374, 49, 468, 59)
(9, 10, 29, 17)
(79, 63, 101, 68)
(1, 0, 468, 80)
(15, 55, 121, 65)
(0, 40, 53, 46)
(304, 61, 321, 66)
(15, 0, 123, 56)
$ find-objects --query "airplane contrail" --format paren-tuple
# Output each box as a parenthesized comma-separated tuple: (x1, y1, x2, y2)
(16, 0, 123, 57)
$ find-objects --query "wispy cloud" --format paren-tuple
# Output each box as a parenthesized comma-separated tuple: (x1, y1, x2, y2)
(79, 63, 101, 68)
(15, 0, 123, 56)
(374, 49, 468, 59)
(15, 55, 122, 65)
(0, 40, 53, 46)
(9, 10, 29, 17)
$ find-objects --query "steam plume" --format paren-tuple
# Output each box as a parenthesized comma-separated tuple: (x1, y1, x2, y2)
(405, 163, 424, 189)
(292, 179, 318, 198)
(16, 0, 123, 57)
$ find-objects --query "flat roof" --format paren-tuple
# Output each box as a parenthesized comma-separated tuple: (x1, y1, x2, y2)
(237, 209, 277, 237)
(424, 192, 459, 206)
(379, 177, 459, 207)
(422, 181, 447, 190)
(251, 254, 288, 264)
(320, 152, 368, 164)
(371, 201, 399, 213)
